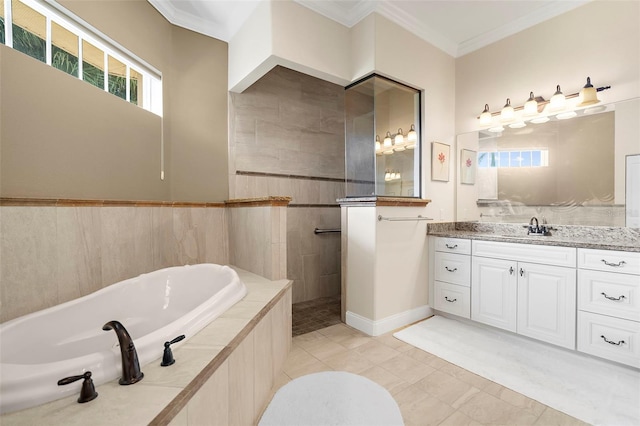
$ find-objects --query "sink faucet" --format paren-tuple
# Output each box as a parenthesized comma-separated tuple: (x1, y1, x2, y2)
(528, 216, 540, 234)
(102, 320, 144, 385)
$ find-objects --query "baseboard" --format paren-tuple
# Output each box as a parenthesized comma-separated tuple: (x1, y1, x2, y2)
(346, 305, 433, 336)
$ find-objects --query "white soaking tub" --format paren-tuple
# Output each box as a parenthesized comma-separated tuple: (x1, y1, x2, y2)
(0, 264, 247, 414)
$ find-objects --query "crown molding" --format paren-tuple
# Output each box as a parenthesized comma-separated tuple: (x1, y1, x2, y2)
(148, 0, 228, 40)
(457, 0, 591, 57)
(375, 1, 459, 57)
(293, 0, 377, 28)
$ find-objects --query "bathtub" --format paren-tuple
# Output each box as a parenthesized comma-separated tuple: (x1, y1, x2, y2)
(0, 264, 247, 414)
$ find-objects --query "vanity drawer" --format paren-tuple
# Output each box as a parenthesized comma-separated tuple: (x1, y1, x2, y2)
(434, 252, 471, 286)
(434, 281, 470, 318)
(578, 270, 640, 322)
(578, 248, 640, 275)
(577, 311, 640, 368)
(434, 237, 471, 255)
(472, 240, 576, 267)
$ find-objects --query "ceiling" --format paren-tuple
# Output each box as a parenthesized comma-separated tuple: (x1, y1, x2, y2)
(148, 0, 590, 58)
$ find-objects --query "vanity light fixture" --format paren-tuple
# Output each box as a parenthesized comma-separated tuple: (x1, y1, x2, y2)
(523, 92, 538, 116)
(477, 77, 611, 128)
(577, 77, 600, 107)
(406, 124, 417, 149)
(479, 104, 492, 126)
(500, 98, 515, 122)
(384, 170, 401, 181)
(549, 85, 566, 111)
(382, 131, 394, 155)
(394, 128, 406, 151)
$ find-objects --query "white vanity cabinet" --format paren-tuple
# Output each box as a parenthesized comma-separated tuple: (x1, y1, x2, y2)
(433, 238, 471, 318)
(471, 241, 577, 349)
(577, 248, 640, 368)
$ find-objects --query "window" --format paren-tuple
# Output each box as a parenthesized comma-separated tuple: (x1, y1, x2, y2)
(478, 150, 549, 168)
(1, 0, 162, 116)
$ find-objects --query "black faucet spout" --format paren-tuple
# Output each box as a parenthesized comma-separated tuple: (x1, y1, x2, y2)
(102, 320, 144, 385)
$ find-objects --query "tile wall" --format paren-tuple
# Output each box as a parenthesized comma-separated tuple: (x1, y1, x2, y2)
(0, 205, 228, 323)
(227, 205, 287, 281)
(229, 66, 346, 304)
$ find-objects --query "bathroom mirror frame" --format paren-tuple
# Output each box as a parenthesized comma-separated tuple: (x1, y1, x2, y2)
(456, 96, 640, 228)
(344, 73, 422, 198)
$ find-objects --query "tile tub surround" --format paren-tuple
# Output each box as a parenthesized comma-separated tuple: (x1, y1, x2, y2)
(0, 268, 292, 426)
(427, 222, 640, 252)
(0, 200, 228, 323)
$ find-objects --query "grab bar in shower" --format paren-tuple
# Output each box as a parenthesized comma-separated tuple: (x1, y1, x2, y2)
(377, 215, 434, 222)
(314, 228, 341, 234)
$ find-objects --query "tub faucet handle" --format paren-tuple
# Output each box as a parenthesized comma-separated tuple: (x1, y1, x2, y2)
(161, 334, 186, 367)
(57, 371, 98, 404)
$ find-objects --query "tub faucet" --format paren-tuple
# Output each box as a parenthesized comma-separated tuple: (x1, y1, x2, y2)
(102, 320, 144, 385)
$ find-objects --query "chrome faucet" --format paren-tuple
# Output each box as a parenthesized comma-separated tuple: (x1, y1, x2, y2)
(102, 320, 144, 385)
(528, 216, 550, 235)
(528, 216, 540, 234)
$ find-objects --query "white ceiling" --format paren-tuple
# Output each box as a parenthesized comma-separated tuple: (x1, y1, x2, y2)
(148, 0, 590, 58)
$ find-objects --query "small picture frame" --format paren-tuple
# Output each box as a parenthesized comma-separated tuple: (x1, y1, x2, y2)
(460, 149, 477, 185)
(431, 142, 450, 182)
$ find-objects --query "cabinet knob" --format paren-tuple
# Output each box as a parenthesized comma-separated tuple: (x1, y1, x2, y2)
(519, 268, 524, 277)
(509, 267, 514, 275)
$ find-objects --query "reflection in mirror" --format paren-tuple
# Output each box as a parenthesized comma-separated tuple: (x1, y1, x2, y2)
(457, 98, 640, 227)
(345, 74, 421, 197)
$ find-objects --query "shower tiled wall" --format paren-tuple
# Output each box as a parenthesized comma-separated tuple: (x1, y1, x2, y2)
(229, 66, 346, 304)
(0, 205, 228, 323)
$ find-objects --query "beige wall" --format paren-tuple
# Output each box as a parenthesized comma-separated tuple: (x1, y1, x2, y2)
(1, 0, 229, 202)
(456, 0, 640, 135)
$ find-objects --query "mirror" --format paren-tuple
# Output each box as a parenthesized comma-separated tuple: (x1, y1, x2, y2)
(457, 97, 640, 227)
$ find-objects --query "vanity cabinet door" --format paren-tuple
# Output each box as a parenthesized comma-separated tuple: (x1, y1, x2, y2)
(517, 262, 577, 349)
(472, 257, 517, 332)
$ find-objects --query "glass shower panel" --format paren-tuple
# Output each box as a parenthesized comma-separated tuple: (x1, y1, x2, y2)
(345, 75, 421, 197)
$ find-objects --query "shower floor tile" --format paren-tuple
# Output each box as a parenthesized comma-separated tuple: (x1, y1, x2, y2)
(292, 296, 341, 336)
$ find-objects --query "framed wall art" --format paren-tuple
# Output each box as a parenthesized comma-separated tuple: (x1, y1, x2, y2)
(431, 142, 450, 182)
(460, 149, 477, 185)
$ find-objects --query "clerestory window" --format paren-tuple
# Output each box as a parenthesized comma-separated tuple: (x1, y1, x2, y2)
(0, 0, 162, 116)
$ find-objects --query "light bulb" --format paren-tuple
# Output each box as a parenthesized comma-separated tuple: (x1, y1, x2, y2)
(479, 104, 492, 126)
(549, 85, 565, 111)
(384, 171, 391, 181)
(523, 92, 538, 116)
(500, 98, 515, 122)
(396, 172, 401, 180)
(375, 135, 381, 152)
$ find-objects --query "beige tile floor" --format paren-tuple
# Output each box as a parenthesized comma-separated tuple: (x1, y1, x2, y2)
(262, 323, 587, 426)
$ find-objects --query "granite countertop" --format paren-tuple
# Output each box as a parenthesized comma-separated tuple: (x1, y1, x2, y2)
(427, 222, 640, 252)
